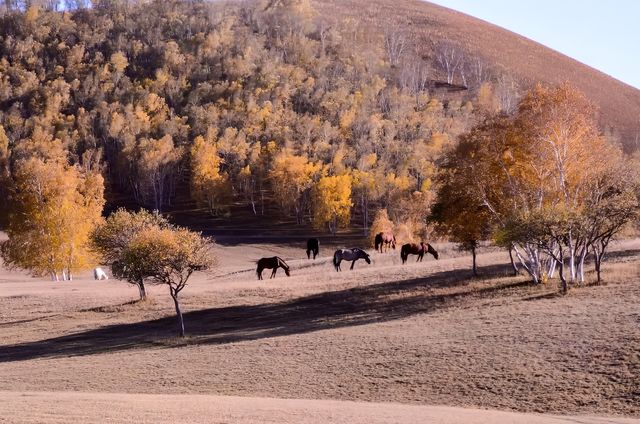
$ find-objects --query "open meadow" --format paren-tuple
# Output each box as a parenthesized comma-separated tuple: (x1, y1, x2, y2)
(1, 237, 639, 423)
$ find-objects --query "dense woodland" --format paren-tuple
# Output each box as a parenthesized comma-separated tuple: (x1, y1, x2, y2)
(0, 0, 512, 227)
(0, 0, 638, 287)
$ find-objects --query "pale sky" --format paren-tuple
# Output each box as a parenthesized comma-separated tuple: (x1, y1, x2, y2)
(428, 0, 640, 89)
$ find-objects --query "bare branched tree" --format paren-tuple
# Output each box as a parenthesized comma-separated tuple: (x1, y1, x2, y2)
(460, 55, 490, 90)
(434, 41, 464, 84)
(384, 26, 408, 67)
(398, 57, 430, 107)
(495, 73, 520, 113)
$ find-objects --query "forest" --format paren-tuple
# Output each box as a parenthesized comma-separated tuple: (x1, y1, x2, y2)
(0, 0, 638, 287)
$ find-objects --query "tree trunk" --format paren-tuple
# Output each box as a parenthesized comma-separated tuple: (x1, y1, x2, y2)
(557, 256, 568, 294)
(508, 245, 518, 276)
(171, 289, 185, 337)
(137, 279, 147, 301)
(568, 233, 576, 282)
(361, 194, 369, 236)
(250, 188, 257, 215)
(512, 244, 539, 284)
(578, 249, 587, 284)
(594, 250, 602, 284)
(471, 246, 478, 277)
(547, 258, 557, 280)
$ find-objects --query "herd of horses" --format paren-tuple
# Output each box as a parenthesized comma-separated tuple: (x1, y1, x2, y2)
(255, 232, 439, 280)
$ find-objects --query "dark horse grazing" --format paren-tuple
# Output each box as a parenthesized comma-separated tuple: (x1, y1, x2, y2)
(333, 248, 371, 271)
(374, 232, 396, 253)
(257, 256, 291, 280)
(306, 238, 320, 259)
(400, 242, 439, 264)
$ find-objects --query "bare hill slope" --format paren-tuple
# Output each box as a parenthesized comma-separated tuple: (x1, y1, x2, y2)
(312, 0, 640, 148)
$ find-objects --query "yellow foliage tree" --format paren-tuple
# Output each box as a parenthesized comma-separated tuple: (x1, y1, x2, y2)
(369, 208, 394, 247)
(312, 174, 353, 234)
(1, 157, 105, 280)
(190, 135, 231, 216)
(269, 150, 321, 224)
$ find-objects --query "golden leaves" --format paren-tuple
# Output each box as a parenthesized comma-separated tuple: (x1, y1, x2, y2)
(109, 51, 128, 74)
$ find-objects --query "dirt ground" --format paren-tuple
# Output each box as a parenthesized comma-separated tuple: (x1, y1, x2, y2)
(1, 238, 639, 422)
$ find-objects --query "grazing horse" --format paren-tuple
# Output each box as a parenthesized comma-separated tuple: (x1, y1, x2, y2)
(333, 248, 371, 271)
(374, 232, 396, 253)
(93, 267, 109, 280)
(306, 238, 320, 259)
(257, 256, 291, 280)
(400, 242, 439, 264)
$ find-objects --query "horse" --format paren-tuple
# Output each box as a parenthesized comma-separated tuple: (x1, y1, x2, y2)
(400, 242, 439, 264)
(374, 232, 396, 253)
(256, 256, 291, 280)
(306, 238, 320, 259)
(333, 248, 371, 271)
(93, 267, 109, 280)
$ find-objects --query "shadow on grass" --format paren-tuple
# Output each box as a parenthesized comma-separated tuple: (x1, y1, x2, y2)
(0, 263, 534, 363)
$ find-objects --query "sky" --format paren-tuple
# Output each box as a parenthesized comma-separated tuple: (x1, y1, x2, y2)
(428, 0, 640, 89)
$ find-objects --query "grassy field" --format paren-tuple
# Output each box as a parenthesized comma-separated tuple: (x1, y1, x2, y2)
(1, 238, 639, 423)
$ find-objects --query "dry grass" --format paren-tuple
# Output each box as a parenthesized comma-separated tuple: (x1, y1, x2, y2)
(311, 0, 640, 147)
(1, 239, 639, 420)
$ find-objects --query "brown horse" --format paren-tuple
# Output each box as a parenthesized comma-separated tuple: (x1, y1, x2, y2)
(257, 256, 291, 280)
(400, 242, 438, 264)
(374, 232, 396, 253)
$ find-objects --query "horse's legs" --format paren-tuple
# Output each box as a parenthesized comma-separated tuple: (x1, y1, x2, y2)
(350, 260, 356, 270)
(257, 268, 263, 280)
(307, 249, 310, 259)
(418, 253, 423, 262)
(271, 268, 277, 279)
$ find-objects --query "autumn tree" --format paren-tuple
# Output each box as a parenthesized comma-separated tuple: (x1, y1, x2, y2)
(2, 157, 105, 280)
(431, 171, 491, 276)
(269, 150, 321, 224)
(444, 83, 634, 288)
(190, 135, 231, 216)
(312, 174, 352, 234)
(122, 226, 214, 337)
(91, 208, 169, 300)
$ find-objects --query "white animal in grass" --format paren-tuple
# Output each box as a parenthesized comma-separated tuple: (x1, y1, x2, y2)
(93, 267, 109, 280)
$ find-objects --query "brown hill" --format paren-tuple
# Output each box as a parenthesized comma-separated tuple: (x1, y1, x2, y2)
(312, 0, 640, 150)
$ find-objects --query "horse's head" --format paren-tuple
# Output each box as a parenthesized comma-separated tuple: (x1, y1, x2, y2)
(284, 267, 291, 276)
(363, 251, 371, 264)
(428, 244, 439, 260)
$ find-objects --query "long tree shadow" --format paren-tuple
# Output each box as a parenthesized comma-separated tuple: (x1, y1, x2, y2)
(0, 263, 527, 363)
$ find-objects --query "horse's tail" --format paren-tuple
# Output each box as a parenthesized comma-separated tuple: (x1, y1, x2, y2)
(374, 234, 381, 251)
(400, 245, 408, 262)
(333, 251, 339, 270)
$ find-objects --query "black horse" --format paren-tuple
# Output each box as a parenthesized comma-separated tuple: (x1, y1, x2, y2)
(400, 242, 439, 264)
(257, 256, 291, 280)
(306, 238, 320, 259)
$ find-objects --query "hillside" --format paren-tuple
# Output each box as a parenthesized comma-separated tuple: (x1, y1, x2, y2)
(313, 0, 640, 149)
(0, 0, 639, 239)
